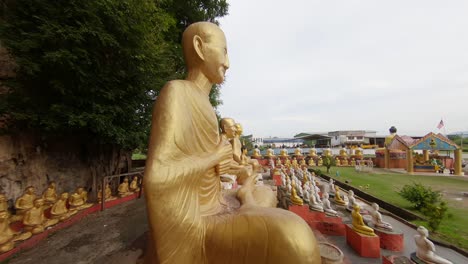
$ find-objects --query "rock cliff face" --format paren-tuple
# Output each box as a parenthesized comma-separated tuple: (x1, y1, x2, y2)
(0, 43, 131, 208)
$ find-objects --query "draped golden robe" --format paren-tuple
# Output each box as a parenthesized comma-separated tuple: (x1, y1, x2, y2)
(144, 80, 320, 264)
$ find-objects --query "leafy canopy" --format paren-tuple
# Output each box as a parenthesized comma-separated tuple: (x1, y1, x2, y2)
(0, 0, 228, 149)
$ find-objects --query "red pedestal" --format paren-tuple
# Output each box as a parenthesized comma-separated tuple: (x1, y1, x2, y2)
(306, 210, 326, 222)
(272, 174, 282, 186)
(375, 229, 404, 252)
(345, 224, 380, 258)
(309, 219, 346, 236)
(288, 204, 309, 221)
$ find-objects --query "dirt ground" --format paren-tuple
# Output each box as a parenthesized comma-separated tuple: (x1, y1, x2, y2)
(6, 198, 148, 264)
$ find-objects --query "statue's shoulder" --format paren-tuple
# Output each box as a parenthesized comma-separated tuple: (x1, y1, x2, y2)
(162, 80, 192, 92)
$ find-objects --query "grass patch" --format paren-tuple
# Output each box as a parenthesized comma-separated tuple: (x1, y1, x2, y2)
(323, 166, 468, 250)
(131, 153, 147, 160)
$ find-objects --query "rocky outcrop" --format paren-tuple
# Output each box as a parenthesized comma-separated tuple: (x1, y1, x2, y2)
(0, 133, 131, 209)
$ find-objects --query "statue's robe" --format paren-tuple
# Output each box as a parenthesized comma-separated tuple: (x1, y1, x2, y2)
(144, 80, 320, 264)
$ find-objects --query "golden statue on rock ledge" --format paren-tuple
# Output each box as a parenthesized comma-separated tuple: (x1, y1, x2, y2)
(142, 22, 320, 264)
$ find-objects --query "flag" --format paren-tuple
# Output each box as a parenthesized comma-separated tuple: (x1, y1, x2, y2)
(437, 119, 444, 129)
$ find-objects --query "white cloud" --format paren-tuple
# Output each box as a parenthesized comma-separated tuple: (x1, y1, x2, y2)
(217, 0, 468, 137)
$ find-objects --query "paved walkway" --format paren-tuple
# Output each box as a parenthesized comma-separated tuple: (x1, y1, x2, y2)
(4, 189, 467, 264)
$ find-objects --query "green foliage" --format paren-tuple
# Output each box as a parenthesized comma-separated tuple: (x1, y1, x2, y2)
(398, 182, 442, 210)
(0, 0, 229, 149)
(322, 156, 335, 173)
(421, 201, 451, 231)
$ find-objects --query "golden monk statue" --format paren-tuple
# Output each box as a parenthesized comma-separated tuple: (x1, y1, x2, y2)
(98, 183, 116, 202)
(317, 157, 323, 166)
(15, 186, 36, 215)
(291, 157, 298, 168)
(323, 147, 332, 157)
(335, 157, 341, 166)
(342, 158, 349, 166)
(265, 147, 275, 158)
(339, 146, 348, 157)
(23, 198, 58, 234)
(50, 193, 78, 221)
(42, 181, 58, 206)
(294, 147, 303, 157)
(0, 211, 32, 253)
(68, 187, 93, 210)
(118, 178, 133, 197)
(276, 157, 282, 167)
(290, 180, 304, 206)
(354, 146, 363, 158)
(130, 176, 141, 193)
(334, 186, 346, 206)
(308, 147, 317, 157)
(279, 148, 289, 157)
(299, 158, 307, 168)
(351, 204, 375, 236)
(308, 158, 315, 167)
(350, 158, 356, 167)
(142, 22, 320, 264)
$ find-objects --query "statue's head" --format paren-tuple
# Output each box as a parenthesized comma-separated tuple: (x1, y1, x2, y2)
(26, 186, 35, 194)
(372, 202, 379, 211)
(417, 226, 429, 237)
(77, 187, 84, 194)
(49, 182, 56, 188)
(220, 117, 237, 139)
(348, 190, 354, 196)
(0, 194, 5, 202)
(34, 198, 44, 208)
(61, 192, 69, 200)
(235, 123, 243, 136)
(182, 22, 229, 84)
(124, 178, 129, 183)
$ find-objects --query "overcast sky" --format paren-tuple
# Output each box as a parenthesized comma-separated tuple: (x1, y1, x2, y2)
(216, 0, 468, 138)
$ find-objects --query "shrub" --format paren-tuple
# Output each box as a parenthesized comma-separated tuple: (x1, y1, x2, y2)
(421, 201, 450, 231)
(398, 182, 441, 210)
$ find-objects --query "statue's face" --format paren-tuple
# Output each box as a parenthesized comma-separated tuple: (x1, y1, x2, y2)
(201, 30, 229, 84)
(223, 122, 237, 139)
(27, 187, 35, 194)
(34, 199, 44, 208)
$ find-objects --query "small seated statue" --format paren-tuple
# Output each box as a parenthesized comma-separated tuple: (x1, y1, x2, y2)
(276, 157, 282, 167)
(118, 178, 134, 197)
(252, 147, 262, 159)
(317, 157, 323, 166)
(346, 190, 356, 211)
(328, 178, 335, 195)
(308, 147, 317, 157)
(266, 148, 275, 158)
(299, 158, 306, 168)
(350, 158, 356, 167)
(50, 193, 78, 221)
(322, 193, 338, 216)
(354, 146, 363, 158)
(334, 186, 346, 206)
(98, 183, 117, 202)
(294, 147, 303, 157)
(351, 204, 375, 236)
(414, 226, 453, 264)
(0, 210, 32, 253)
(371, 203, 393, 231)
(339, 146, 348, 157)
(23, 198, 59, 234)
(279, 148, 289, 157)
(130, 176, 141, 193)
(284, 158, 291, 167)
(308, 158, 315, 166)
(42, 182, 58, 206)
(15, 186, 37, 215)
(68, 187, 93, 210)
(335, 157, 341, 166)
(290, 180, 304, 206)
(308, 184, 324, 212)
(342, 158, 349, 166)
(291, 157, 299, 168)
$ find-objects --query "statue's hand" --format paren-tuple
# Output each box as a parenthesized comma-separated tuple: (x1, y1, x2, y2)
(215, 139, 233, 175)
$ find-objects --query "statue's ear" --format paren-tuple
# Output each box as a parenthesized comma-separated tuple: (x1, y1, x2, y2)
(193, 35, 205, 61)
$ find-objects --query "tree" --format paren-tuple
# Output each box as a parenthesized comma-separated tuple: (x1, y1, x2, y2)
(0, 0, 229, 179)
(322, 156, 335, 173)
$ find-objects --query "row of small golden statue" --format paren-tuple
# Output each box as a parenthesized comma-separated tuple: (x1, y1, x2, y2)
(98, 176, 141, 202)
(0, 176, 141, 253)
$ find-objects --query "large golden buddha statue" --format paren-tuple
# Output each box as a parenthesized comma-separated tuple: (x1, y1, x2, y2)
(339, 145, 348, 157)
(308, 147, 317, 157)
(294, 147, 303, 157)
(279, 148, 289, 157)
(265, 147, 275, 158)
(142, 22, 320, 264)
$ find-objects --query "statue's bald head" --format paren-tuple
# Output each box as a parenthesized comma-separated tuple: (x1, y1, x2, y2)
(182, 22, 228, 79)
(220, 117, 235, 133)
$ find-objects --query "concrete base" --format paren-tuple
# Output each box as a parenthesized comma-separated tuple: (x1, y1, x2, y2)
(382, 255, 414, 264)
(310, 220, 346, 236)
(375, 228, 404, 252)
(345, 224, 380, 258)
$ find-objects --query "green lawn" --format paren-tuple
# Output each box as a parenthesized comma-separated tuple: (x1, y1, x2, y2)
(320, 166, 468, 251)
(131, 153, 147, 160)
